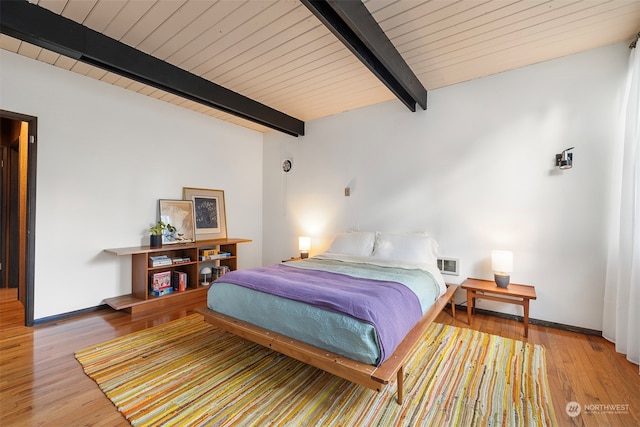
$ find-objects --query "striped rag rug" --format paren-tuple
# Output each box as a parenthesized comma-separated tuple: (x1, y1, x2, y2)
(75, 314, 557, 426)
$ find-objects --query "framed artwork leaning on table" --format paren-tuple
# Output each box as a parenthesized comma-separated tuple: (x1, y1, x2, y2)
(158, 199, 195, 244)
(183, 187, 227, 241)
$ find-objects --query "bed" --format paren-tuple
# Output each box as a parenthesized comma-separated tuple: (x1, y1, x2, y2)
(196, 231, 456, 404)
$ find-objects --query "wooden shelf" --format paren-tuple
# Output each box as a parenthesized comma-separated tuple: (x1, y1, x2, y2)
(103, 238, 251, 314)
(103, 238, 251, 256)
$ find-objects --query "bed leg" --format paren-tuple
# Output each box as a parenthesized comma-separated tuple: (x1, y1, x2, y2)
(396, 366, 404, 405)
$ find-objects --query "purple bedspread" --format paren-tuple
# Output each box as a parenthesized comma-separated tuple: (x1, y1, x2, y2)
(214, 264, 422, 365)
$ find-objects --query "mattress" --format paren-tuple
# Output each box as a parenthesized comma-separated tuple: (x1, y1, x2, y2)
(207, 255, 445, 365)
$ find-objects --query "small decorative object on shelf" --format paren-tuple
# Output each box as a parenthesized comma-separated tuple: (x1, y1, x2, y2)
(149, 221, 176, 248)
(150, 234, 162, 248)
(201, 267, 212, 286)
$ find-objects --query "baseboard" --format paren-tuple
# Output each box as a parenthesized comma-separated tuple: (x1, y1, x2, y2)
(33, 304, 110, 325)
(453, 304, 602, 337)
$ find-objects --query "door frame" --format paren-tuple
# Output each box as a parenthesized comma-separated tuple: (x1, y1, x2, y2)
(1, 109, 37, 326)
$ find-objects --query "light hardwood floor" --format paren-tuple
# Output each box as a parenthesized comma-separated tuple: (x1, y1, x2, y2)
(0, 288, 23, 329)
(1, 301, 638, 426)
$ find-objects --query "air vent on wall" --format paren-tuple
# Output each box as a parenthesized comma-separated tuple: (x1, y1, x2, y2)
(437, 257, 460, 276)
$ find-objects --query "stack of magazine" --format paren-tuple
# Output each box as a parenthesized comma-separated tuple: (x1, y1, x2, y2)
(149, 255, 172, 267)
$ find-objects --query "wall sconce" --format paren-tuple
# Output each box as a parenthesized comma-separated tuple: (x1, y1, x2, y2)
(200, 267, 212, 286)
(555, 147, 574, 169)
(299, 236, 311, 259)
(491, 250, 513, 288)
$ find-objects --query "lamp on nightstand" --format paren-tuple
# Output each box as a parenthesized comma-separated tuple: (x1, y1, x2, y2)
(299, 236, 311, 259)
(491, 250, 513, 288)
(200, 267, 212, 286)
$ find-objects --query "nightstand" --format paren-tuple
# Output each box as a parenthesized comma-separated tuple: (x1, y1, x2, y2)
(282, 257, 302, 263)
(461, 278, 537, 337)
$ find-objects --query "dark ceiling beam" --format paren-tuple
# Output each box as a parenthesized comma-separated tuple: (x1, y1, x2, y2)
(301, 0, 427, 112)
(0, 1, 305, 137)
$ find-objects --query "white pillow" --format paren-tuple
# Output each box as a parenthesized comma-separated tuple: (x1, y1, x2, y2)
(372, 232, 438, 265)
(326, 231, 376, 257)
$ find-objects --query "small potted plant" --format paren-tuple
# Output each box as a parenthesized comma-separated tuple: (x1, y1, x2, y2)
(149, 221, 175, 248)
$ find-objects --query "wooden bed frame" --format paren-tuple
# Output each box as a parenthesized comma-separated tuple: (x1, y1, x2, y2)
(195, 283, 457, 405)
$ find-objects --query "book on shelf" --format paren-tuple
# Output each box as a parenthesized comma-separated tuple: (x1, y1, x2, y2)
(151, 271, 171, 291)
(151, 287, 173, 297)
(201, 248, 219, 258)
(149, 255, 172, 267)
(172, 271, 187, 292)
(199, 252, 231, 261)
(213, 265, 230, 278)
(171, 256, 191, 264)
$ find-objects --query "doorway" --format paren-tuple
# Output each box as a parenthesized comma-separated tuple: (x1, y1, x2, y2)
(0, 110, 37, 327)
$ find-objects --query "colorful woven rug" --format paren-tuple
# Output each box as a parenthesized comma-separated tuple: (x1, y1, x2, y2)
(75, 314, 557, 426)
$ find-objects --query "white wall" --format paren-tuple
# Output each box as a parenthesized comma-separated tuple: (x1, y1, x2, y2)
(0, 51, 264, 319)
(0, 42, 628, 327)
(263, 43, 629, 330)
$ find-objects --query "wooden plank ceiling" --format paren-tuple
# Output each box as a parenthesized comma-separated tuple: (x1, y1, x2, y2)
(2, 0, 639, 134)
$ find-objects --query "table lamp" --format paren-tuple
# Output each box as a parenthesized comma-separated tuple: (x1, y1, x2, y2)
(299, 236, 311, 259)
(491, 250, 513, 288)
(200, 267, 212, 286)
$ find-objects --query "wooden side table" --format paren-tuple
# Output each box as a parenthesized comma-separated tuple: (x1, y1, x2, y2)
(461, 278, 537, 337)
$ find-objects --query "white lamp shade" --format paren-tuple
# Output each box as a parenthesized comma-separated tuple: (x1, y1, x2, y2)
(299, 236, 311, 252)
(200, 267, 212, 275)
(491, 250, 513, 274)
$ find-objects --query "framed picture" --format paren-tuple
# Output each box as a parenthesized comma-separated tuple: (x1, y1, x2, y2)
(158, 199, 195, 244)
(182, 187, 227, 240)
